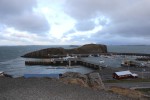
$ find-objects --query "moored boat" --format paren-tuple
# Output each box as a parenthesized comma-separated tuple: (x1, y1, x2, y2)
(121, 60, 147, 67)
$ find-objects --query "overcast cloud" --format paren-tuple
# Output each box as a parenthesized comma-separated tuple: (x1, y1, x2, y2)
(0, 0, 50, 34)
(64, 0, 150, 43)
(0, 0, 150, 45)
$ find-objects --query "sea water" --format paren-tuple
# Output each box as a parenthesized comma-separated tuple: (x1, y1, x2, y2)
(0, 45, 92, 77)
(0, 45, 150, 77)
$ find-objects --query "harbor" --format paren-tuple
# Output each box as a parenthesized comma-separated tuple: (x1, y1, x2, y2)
(25, 58, 107, 70)
(1, 45, 150, 100)
(1, 0, 150, 99)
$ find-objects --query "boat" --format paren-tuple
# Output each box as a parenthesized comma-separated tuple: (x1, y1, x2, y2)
(88, 54, 93, 57)
(63, 56, 76, 60)
(0, 71, 12, 77)
(99, 60, 105, 64)
(121, 60, 146, 67)
(0, 71, 4, 76)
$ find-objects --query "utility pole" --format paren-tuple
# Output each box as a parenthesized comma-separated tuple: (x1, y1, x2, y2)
(68, 59, 71, 68)
(142, 68, 145, 79)
(142, 69, 143, 79)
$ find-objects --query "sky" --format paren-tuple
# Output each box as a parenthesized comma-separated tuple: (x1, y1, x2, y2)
(0, 0, 150, 45)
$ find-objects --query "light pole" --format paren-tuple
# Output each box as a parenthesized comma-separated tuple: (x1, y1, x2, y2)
(68, 59, 71, 68)
(142, 68, 145, 79)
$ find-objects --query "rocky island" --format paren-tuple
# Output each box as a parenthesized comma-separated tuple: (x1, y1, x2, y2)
(22, 44, 107, 58)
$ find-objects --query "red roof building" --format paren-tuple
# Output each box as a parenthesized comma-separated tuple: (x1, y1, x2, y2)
(113, 70, 138, 79)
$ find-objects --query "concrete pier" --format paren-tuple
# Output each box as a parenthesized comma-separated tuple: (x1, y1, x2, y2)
(25, 58, 104, 70)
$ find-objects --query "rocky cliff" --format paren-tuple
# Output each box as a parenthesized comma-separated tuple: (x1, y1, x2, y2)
(22, 44, 107, 58)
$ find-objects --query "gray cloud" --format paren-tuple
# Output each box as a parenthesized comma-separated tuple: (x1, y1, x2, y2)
(0, 0, 36, 16)
(64, 0, 132, 20)
(75, 20, 95, 31)
(64, 0, 150, 43)
(5, 13, 50, 33)
(0, 0, 50, 34)
(74, 17, 109, 32)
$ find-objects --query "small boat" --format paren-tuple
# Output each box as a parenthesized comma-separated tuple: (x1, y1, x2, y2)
(121, 60, 146, 67)
(99, 60, 105, 64)
(0, 71, 4, 76)
(63, 56, 75, 60)
(88, 54, 93, 57)
(0, 71, 12, 77)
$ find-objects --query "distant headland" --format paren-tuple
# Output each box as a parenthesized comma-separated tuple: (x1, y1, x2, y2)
(22, 44, 107, 58)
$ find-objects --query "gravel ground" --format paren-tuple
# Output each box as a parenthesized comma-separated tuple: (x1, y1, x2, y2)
(0, 77, 133, 100)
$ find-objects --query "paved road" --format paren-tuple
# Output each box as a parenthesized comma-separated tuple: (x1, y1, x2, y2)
(105, 82, 150, 89)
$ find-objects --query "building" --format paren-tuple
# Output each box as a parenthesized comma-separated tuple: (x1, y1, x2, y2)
(113, 70, 138, 79)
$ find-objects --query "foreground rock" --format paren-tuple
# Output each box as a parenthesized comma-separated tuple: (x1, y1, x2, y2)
(88, 73, 105, 90)
(22, 44, 107, 58)
(61, 72, 88, 83)
(61, 72, 89, 87)
(61, 72, 105, 90)
(0, 77, 133, 100)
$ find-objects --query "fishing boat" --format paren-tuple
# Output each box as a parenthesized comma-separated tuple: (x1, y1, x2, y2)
(99, 60, 105, 64)
(0, 71, 4, 76)
(121, 60, 146, 67)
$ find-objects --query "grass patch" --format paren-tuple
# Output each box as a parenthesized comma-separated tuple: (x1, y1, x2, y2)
(109, 86, 143, 99)
(104, 78, 150, 83)
(136, 88, 150, 95)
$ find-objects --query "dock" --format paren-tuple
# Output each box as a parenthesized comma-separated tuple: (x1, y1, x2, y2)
(24, 52, 150, 70)
(108, 52, 150, 57)
(25, 58, 105, 70)
(23, 52, 150, 59)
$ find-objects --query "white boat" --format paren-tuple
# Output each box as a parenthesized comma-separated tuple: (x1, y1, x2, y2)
(0, 71, 4, 76)
(63, 56, 75, 60)
(99, 60, 105, 64)
(88, 54, 93, 57)
(121, 60, 146, 67)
